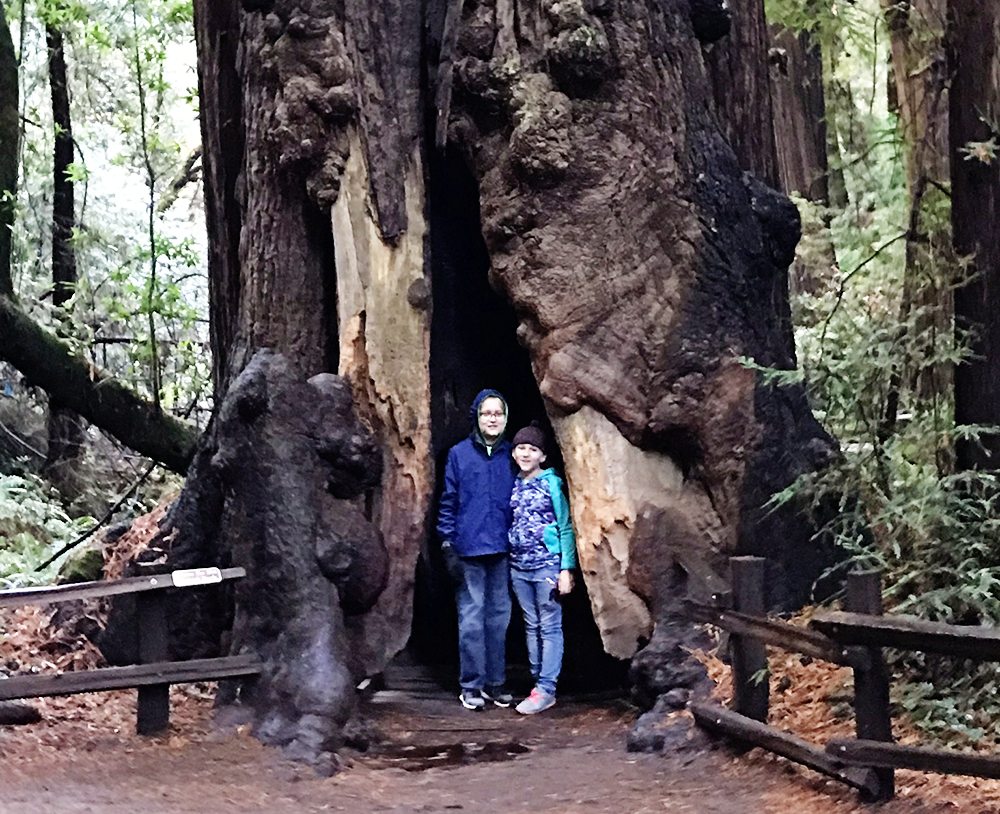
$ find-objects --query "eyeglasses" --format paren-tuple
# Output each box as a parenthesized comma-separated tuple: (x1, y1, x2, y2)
(480, 411, 505, 418)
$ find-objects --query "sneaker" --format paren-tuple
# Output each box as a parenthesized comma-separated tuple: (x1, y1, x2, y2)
(515, 688, 556, 715)
(459, 689, 485, 710)
(483, 686, 514, 708)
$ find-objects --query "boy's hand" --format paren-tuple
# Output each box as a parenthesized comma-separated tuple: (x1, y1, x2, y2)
(441, 543, 464, 584)
(558, 569, 574, 595)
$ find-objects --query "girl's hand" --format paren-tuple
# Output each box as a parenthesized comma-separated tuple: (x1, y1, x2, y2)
(558, 569, 574, 595)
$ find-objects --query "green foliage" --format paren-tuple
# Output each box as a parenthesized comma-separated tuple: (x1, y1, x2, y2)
(0, 473, 93, 587)
(767, 0, 1000, 746)
(766, 0, 884, 64)
(7, 0, 210, 419)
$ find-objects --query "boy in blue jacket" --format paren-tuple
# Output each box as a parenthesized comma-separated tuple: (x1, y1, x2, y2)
(508, 422, 577, 714)
(437, 389, 516, 710)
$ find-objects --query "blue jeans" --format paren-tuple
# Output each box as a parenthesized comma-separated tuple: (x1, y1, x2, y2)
(456, 553, 511, 691)
(510, 565, 563, 696)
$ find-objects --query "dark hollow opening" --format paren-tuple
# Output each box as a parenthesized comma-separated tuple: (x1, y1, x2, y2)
(409, 147, 628, 695)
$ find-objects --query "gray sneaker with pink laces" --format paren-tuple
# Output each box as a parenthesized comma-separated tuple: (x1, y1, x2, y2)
(515, 688, 556, 714)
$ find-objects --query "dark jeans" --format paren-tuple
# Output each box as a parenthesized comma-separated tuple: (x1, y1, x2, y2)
(456, 553, 511, 691)
(510, 564, 563, 696)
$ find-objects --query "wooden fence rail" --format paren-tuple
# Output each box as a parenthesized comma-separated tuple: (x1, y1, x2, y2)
(0, 566, 260, 735)
(686, 557, 1000, 803)
(690, 701, 881, 797)
(810, 611, 1000, 660)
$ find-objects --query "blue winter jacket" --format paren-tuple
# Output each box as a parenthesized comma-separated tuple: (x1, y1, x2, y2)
(437, 390, 516, 557)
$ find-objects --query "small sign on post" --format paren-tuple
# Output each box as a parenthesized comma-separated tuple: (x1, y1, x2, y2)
(171, 567, 223, 588)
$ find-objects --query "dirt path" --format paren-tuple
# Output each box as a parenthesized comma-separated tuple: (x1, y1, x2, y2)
(0, 674, 993, 814)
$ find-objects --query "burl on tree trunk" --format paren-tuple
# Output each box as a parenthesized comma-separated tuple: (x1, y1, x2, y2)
(155, 351, 387, 772)
(185, 0, 840, 759)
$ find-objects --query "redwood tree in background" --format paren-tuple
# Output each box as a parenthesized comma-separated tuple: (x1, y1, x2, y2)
(41, 21, 85, 494)
(951, 0, 1000, 470)
(0, 5, 17, 298)
(881, 0, 952, 428)
(769, 27, 829, 205)
(768, 24, 837, 298)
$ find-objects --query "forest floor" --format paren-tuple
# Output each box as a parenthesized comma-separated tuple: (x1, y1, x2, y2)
(2, 651, 1000, 814)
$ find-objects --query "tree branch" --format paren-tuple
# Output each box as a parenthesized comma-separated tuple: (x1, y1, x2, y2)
(0, 295, 199, 472)
(156, 145, 203, 213)
(36, 459, 158, 571)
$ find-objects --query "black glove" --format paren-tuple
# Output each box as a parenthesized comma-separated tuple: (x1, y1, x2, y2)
(441, 542, 464, 584)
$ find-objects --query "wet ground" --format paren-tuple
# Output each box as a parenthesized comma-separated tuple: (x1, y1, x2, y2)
(1, 662, 997, 814)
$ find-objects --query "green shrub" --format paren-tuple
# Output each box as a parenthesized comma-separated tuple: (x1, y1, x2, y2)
(0, 474, 94, 588)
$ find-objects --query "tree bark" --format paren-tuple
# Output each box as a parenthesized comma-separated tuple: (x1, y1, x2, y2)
(43, 23, 85, 489)
(225, 9, 340, 385)
(881, 0, 952, 418)
(153, 351, 387, 775)
(0, 294, 199, 472)
(821, 38, 851, 213)
(704, 0, 779, 188)
(768, 25, 837, 297)
(0, 4, 16, 298)
(331, 0, 431, 672)
(333, 130, 432, 668)
(951, 0, 1000, 470)
(444, 0, 838, 664)
(193, 0, 243, 396)
(190, 0, 431, 682)
(769, 27, 828, 204)
(46, 25, 75, 311)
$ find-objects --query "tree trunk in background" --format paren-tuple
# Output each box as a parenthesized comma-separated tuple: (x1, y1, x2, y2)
(704, 0, 779, 188)
(46, 26, 75, 314)
(881, 0, 952, 424)
(823, 53, 850, 212)
(769, 27, 828, 203)
(184, 0, 840, 762)
(769, 25, 837, 297)
(42, 24, 85, 495)
(951, 0, 1000, 470)
(0, 5, 16, 298)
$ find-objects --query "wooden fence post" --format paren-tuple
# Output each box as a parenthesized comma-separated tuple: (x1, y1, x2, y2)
(846, 569, 894, 801)
(136, 590, 170, 735)
(730, 556, 769, 722)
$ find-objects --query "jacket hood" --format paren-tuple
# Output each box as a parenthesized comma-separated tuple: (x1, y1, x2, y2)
(469, 389, 508, 447)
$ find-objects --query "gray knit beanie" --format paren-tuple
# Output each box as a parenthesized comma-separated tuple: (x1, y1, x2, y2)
(512, 421, 547, 451)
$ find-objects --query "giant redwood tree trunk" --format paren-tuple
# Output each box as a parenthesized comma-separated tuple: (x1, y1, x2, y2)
(442, 0, 837, 661)
(182, 0, 839, 763)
